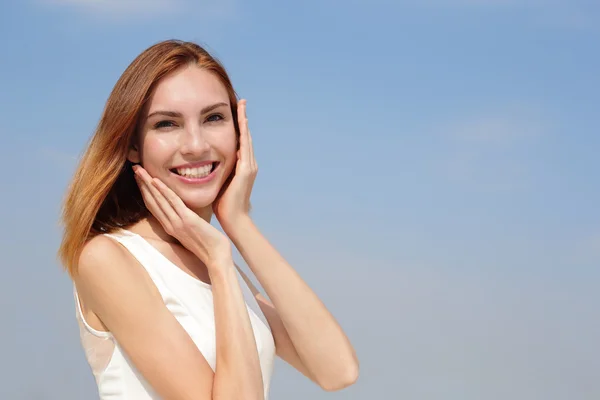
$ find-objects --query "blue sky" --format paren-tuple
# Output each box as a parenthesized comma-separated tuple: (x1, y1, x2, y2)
(0, 0, 599, 399)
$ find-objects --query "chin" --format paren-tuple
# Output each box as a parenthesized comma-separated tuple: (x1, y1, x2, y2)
(178, 192, 218, 211)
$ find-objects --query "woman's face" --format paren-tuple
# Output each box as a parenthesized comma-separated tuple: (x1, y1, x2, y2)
(129, 65, 237, 212)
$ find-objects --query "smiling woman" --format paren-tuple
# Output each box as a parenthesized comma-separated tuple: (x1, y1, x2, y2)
(57, 39, 359, 400)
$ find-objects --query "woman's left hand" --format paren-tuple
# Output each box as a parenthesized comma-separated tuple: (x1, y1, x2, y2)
(213, 99, 257, 233)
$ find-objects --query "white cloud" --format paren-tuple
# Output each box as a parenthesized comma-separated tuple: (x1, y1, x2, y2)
(417, 0, 556, 6)
(450, 110, 546, 145)
(38, 146, 78, 168)
(403, 0, 600, 30)
(42, 0, 177, 16)
(438, 105, 549, 192)
(39, 0, 236, 20)
(413, 0, 580, 9)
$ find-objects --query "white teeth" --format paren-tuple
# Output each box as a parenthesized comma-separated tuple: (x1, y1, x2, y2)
(176, 164, 213, 178)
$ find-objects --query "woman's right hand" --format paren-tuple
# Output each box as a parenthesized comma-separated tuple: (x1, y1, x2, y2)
(133, 165, 232, 270)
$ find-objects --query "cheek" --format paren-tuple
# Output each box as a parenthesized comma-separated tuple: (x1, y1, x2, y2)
(220, 136, 238, 174)
(141, 136, 174, 175)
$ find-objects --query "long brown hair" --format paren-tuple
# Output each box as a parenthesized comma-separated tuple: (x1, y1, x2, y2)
(58, 39, 239, 277)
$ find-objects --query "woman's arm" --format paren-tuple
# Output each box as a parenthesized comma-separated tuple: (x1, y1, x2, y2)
(226, 218, 359, 391)
(209, 256, 264, 399)
(211, 99, 358, 391)
(75, 234, 264, 400)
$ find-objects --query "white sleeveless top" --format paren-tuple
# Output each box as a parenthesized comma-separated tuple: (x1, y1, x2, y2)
(74, 229, 276, 399)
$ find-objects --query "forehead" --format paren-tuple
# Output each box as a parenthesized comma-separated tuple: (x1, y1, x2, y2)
(146, 65, 229, 113)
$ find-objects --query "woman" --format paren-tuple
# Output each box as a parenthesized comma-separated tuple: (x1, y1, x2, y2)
(58, 39, 359, 400)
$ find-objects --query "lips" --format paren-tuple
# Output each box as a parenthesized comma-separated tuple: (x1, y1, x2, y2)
(169, 161, 220, 178)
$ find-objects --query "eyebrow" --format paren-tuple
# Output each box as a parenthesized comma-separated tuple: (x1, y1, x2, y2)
(146, 102, 229, 119)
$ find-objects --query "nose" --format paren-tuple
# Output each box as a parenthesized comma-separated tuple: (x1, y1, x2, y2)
(179, 124, 210, 155)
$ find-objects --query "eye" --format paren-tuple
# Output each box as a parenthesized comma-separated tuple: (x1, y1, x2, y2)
(154, 120, 177, 129)
(206, 113, 224, 123)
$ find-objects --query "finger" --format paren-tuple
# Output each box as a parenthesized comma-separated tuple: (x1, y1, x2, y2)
(135, 168, 179, 223)
(247, 127, 256, 169)
(237, 99, 251, 168)
(244, 104, 255, 168)
(241, 101, 257, 170)
(152, 178, 191, 217)
(135, 174, 169, 223)
(152, 178, 217, 237)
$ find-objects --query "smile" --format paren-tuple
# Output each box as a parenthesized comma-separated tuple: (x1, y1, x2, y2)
(170, 162, 220, 183)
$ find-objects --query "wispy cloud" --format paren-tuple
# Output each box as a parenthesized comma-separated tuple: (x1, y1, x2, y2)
(438, 105, 549, 192)
(416, 0, 556, 6)
(450, 110, 546, 145)
(38, 0, 236, 20)
(405, 0, 600, 30)
(41, 0, 178, 17)
(414, 0, 584, 9)
(38, 145, 78, 169)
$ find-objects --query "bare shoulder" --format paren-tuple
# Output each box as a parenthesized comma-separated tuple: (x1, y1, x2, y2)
(74, 233, 160, 331)
(77, 234, 147, 284)
(74, 233, 216, 399)
(75, 233, 159, 307)
(77, 234, 141, 280)
(79, 233, 121, 260)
